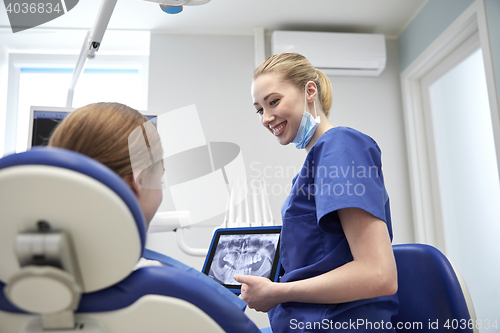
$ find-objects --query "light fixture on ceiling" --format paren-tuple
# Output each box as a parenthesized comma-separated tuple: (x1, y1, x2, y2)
(141, 0, 211, 14)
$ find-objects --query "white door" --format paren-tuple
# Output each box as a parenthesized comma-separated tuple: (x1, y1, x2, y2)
(421, 32, 500, 327)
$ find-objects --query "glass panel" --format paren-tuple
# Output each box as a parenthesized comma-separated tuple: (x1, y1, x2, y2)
(17, 68, 144, 152)
(429, 48, 500, 326)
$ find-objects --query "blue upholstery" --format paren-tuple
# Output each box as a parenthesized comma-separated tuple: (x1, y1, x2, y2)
(0, 147, 260, 333)
(143, 249, 248, 311)
(1, 267, 259, 332)
(392, 244, 474, 333)
(0, 282, 22, 313)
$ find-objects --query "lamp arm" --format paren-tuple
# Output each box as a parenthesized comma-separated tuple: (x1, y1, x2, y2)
(66, 0, 117, 108)
(87, 0, 118, 59)
(149, 211, 192, 233)
(66, 30, 90, 108)
(175, 228, 208, 257)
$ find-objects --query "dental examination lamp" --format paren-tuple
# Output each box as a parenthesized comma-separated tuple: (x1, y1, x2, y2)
(66, 0, 211, 108)
(142, 0, 211, 14)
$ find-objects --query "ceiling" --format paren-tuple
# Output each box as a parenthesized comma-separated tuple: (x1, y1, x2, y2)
(0, 0, 428, 53)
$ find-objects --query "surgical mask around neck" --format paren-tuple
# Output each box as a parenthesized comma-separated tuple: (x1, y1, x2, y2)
(291, 84, 320, 149)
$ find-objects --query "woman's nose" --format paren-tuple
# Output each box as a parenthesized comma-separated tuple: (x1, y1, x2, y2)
(261, 110, 274, 127)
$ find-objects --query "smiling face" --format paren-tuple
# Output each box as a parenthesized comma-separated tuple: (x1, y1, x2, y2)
(252, 72, 306, 145)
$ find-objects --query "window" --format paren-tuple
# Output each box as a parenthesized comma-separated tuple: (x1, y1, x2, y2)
(4, 54, 149, 154)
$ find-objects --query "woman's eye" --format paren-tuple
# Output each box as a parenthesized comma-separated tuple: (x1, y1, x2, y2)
(256, 108, 263, 115)
(270, 99, 279, 106)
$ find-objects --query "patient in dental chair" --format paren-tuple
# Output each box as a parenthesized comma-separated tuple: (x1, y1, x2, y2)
(48, 102, 246, 310)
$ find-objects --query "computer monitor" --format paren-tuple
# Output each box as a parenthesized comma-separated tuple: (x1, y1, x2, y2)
(28, 107, 75, 148)
(28, 106, 157, 149)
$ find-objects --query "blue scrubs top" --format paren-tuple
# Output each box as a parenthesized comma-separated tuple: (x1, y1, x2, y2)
(268, 127, 398, 333)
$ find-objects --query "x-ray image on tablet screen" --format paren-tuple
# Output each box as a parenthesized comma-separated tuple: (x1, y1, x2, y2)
(202, 226, 281, 294)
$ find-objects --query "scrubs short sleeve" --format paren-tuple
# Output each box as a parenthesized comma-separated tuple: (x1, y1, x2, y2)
(313, 128, 390, 235)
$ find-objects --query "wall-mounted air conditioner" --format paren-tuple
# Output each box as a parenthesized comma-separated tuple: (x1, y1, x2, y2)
(271, 31, 387, 77)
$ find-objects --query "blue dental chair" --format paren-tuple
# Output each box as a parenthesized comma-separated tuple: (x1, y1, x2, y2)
(392, 243, 478, 333)
(0, 147, 260, 333)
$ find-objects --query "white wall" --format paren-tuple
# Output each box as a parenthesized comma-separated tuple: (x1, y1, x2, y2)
(0, 45, 8, 157)
(146, 33, 413, 267)
(327, 38, 414, 245)
(145, 33, 279, 328)
(145, 33, 265, 269)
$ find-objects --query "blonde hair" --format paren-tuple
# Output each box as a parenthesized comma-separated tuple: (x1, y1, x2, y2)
(49, 102, 159, 179)
(253, 52, 333, 117)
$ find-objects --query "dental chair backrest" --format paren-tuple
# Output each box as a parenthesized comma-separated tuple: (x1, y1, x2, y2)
(392, 244, 478, 333)
(0, 147, 260, 333)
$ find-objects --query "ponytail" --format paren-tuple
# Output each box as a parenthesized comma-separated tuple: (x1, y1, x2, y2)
(316, 69, 332, 118)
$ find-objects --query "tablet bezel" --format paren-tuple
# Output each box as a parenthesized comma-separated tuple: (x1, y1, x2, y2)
(202, 226, 281, 295)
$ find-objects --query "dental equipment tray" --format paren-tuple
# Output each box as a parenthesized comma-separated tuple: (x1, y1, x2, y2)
(202, 226, 282, 295)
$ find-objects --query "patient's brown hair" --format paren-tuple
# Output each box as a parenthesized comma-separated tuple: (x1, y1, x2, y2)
(49, 102, 154, 179)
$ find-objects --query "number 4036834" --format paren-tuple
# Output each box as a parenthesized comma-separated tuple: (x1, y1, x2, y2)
(5, 2, 61, 14)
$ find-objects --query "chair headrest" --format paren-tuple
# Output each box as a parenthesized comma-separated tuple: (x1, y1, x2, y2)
(0, 147, 146, 292)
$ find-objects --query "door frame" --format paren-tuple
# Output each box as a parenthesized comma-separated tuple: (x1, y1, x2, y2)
(400, 0, 500, 249)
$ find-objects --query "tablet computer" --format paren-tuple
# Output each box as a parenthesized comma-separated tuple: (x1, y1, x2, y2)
(202, 226, 281, 294)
